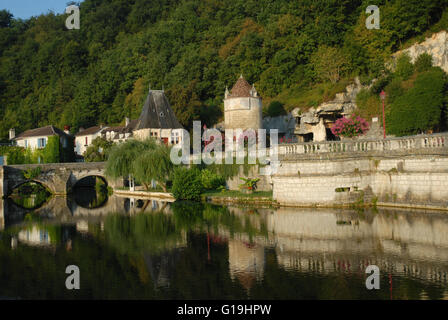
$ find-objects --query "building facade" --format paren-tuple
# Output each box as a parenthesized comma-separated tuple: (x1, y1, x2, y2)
(224, 75, 263, 131)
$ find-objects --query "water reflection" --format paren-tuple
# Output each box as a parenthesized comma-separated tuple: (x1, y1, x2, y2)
(0, 195, 447, 299)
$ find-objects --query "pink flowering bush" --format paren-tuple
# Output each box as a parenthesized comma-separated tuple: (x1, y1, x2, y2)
(331, 115, 370, 138)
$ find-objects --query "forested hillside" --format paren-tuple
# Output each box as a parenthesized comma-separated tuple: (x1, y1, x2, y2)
(0, 0, 447, 140)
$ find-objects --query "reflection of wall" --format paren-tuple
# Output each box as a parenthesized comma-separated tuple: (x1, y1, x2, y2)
(18, 226, 51, 246)
(220, 206, 448, 286)
(228, 239, 265, 291)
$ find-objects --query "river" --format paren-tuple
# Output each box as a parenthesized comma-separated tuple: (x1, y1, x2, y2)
(0, 188, 447, 299)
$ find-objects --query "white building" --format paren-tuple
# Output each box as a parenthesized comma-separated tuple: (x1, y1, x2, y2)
(75, 125, 108, 156)
(11, 125, 72, 151)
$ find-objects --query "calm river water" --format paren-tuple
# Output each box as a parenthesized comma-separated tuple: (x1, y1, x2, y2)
(0, 189, 447, 300)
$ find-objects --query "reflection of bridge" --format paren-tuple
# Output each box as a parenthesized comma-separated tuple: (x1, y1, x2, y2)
(0, 162, 120, 197)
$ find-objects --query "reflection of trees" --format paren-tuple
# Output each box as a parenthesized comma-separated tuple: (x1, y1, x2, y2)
(171, 202, 269, 242)
(103, 212, 185, 256)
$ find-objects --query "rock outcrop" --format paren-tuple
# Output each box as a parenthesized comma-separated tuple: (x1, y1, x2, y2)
(392, 31, 448, 72)
(292, 78, 366, 142)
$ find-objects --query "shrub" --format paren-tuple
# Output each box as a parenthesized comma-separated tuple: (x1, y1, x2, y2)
(387, 67, 447, 136)
(331, 116, 370, 138)
(200, 169, 225, 190)
(395, 53, 414, 80)
(172, 167, 203, 201)
(414, 53, 433, 72)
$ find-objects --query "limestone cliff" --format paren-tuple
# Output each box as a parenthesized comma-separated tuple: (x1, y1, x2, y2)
(392, 31, 448, 72)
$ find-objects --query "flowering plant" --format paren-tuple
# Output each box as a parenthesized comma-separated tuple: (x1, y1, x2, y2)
(331, 115, 370, 138)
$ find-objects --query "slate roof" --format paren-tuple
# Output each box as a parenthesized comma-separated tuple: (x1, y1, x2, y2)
(14, 125, 70, 140)
(75, 126, 104, 136)
(135, 90, 183, 130)
(229, 75, 253, 98)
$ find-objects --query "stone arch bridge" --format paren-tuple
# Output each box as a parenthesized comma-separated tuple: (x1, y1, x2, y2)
(0, 162, 120, 197)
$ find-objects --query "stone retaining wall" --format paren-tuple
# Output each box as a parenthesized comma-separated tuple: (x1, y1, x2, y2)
(273, 155, 448, 209)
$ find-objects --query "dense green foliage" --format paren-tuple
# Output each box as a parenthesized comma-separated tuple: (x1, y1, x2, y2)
(133, 143, 174, 191)
(171, 167, 203, 201)
(105, 138, 174, 191)
(200, 169, 225, 191)
(42, 135, 60, 163)
(387, 67, 448, 136)
(105, 139, 155, 179)
(356, 52, 448, 136)
(1, 0, 447, 139)
(84, 137, 114, 162)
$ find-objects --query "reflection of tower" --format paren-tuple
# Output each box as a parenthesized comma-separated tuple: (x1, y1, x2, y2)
(228, 239, 265, 292)
(224, 75, 263, 131)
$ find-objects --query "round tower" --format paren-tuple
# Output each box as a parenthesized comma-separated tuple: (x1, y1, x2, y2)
(224, 75, 263, 130)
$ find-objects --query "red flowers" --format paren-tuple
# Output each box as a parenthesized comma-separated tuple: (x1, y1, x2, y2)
(331, 115, 370, 138)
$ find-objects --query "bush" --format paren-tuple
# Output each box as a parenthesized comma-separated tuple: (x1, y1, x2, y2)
(172, 167, 203, 201)
(200, 169, 225, 190)
(414, 53, 433, 72)
(331, 115, 370, 138)
(395, 54, 414, 80)
(387, 67, 447, 136)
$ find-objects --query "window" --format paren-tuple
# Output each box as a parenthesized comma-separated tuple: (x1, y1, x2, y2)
(171, 131, 180, 144)
(85, 137, 88, 146)
(37, 138, 46, 148)
(24, 140, 28, 148)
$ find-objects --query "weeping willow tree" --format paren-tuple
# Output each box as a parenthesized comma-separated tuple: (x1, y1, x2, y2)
(105, 138, 175, 191)
(105, 139, 157, 190)
(132, 143, 174, 192)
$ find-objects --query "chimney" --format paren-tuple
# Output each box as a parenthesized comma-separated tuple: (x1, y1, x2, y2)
(64, 125, 70, 135)
(9, 128, 15, 140)
(125, 117, 130, 127)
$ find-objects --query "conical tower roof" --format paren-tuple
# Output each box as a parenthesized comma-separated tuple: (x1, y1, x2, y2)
(135, 90, 183, 130)
(229, 75, 253, 98)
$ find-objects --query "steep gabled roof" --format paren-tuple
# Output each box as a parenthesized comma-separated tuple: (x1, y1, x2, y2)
(15, 125, 70, 140)
(135, 90, 183, 130)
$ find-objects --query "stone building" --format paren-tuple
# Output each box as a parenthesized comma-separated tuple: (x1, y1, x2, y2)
(224, 75, 263, 131)
(133, 89, 186, 145)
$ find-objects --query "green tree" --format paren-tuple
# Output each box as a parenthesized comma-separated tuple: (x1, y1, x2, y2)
(387, 67, 447, 136)
(311, 46, 348, 83)
(43, 136, 60, 163)
(105, 139, 156, 182)
(394, 53, 414, 80)
(171, 167, 203, 201)
(84, 137, 114, 162)
(132, 143, 174, 192)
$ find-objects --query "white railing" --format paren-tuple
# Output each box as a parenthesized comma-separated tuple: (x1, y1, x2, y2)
(278, 133, 448, 156)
